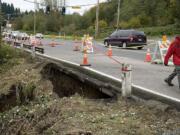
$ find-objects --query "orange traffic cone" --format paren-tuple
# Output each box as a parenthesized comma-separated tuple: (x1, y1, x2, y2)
(145, 48, 152, 62)
(80, 47, 91, 66)
(107, 45, 112, 57)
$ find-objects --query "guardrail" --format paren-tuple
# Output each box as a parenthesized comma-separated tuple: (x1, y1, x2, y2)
(12, 41, 45, 54)
(35, 46, 44, 54)
(23, 44, 32, 50)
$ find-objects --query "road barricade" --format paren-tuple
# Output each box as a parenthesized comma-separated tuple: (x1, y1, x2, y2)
(81, 35, 94, 53)
(152, 40, 173, 65)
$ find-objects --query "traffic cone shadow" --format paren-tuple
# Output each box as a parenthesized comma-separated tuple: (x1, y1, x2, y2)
(145, 48, 152, 62)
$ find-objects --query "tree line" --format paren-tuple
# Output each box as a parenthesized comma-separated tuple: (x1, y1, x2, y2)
(2, 2, 21, 19)
(1, 2, 21, 27)
(12, 0, 180, 36)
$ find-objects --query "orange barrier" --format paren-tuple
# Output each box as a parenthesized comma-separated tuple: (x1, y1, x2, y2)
(49, 40, 57, 47)
(145, 48, 152, 62)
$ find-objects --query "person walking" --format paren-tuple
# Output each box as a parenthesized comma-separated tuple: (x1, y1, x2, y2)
(164, 36, 180, 89)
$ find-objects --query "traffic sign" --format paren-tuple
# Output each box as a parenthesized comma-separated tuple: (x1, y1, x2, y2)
(71, 6, 81, 9)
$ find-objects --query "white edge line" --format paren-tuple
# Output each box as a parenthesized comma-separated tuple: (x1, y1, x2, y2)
(39, 53, 180, 104)
(133, 84, 180, 103)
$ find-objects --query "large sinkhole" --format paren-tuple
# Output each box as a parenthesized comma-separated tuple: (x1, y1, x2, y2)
(41, 63, 112, 99)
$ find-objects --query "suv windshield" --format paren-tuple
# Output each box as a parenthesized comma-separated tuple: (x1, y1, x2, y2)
(117, 30, 132, 37)
(132, 31, 145, 35)
(110, 31, 118, 37)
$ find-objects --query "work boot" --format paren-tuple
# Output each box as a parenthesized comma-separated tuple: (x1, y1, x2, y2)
(164, 79, 174, 86)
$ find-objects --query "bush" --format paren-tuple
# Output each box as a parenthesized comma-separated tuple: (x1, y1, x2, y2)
(139, 25, 180, 36)
(0, 45, 23, 73)
(99, 20, 108, 29)
(17, 82, 36, 104)
(0, 45, 19, 64)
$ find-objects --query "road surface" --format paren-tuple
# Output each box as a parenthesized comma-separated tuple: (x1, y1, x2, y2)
(36, 38, 180, 100)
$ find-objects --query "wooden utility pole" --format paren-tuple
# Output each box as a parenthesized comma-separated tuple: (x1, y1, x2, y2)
(116, 0, 120, 29)
(95, 0, 99, 39)
(34, 0, 37, 35)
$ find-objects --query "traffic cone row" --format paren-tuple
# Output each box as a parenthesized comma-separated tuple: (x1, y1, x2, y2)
(144, 48, 152, 62)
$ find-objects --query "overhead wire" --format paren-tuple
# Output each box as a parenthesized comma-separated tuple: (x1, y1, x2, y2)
(24, 0, 109, 8)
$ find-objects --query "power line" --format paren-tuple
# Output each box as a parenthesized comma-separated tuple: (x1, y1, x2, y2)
(24, 0, 107, 8)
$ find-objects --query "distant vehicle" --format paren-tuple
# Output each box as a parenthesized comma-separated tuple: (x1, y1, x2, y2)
(2, 32, 7, 37)
(35, 33, 44, 39)
(11, 31, 20, 39)
(104, 29, 147, 50)
(19, 33, 29, 40)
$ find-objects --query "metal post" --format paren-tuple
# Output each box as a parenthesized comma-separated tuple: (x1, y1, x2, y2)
(121, 63, 132, 97)
(95, 0, 99, 39)
(116, 0, 121, 29)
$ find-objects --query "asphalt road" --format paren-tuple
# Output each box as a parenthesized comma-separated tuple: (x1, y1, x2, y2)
(40, 38, 180, 100)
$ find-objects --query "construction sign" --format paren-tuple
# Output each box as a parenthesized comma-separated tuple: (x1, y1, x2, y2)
(29, 36, 42, 46)
(152, 40, 173, 65)
(81, 35, 94, 53)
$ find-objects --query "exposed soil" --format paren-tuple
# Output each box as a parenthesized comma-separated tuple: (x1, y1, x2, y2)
(0, 54, 180, 135)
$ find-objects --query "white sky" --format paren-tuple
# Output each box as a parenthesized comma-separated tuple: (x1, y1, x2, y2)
(2, 0, 106, 14)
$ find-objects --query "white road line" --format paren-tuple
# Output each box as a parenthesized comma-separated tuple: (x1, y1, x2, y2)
(133, 84, 180, 103)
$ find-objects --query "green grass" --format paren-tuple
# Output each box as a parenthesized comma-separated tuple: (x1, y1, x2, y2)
(0, 45, 23, 73)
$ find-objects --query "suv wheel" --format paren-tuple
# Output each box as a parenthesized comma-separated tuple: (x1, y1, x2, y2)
(122, 42, 127, 48)
(137, 47, 143, 50)
(104, 41, 109, 47)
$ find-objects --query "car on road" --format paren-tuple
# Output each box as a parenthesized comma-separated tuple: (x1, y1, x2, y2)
(11, 31, 21, 39)
(104, 29, 147, 50)
(35, 33, 44, 39)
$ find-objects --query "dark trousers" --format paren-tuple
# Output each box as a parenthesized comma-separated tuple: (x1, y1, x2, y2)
(166, 66, 180, 88)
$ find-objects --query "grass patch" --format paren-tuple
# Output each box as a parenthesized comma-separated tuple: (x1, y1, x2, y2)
(0, 45, 24, 73)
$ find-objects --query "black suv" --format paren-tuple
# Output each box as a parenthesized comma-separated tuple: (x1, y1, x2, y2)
(104, 29, 147, 49)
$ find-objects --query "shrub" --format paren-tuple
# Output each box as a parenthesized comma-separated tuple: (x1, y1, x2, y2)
(0, 45, 19, 64)
(99, 20, 108, 29)
(16, 82, 36, 104)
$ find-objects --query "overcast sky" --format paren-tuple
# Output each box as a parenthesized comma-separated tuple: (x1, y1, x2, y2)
(2, 0, 106, 14)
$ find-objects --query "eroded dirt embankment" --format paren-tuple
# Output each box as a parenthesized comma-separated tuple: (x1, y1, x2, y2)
(0, 57, 111, 112)
(41, 63, 111, 99)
